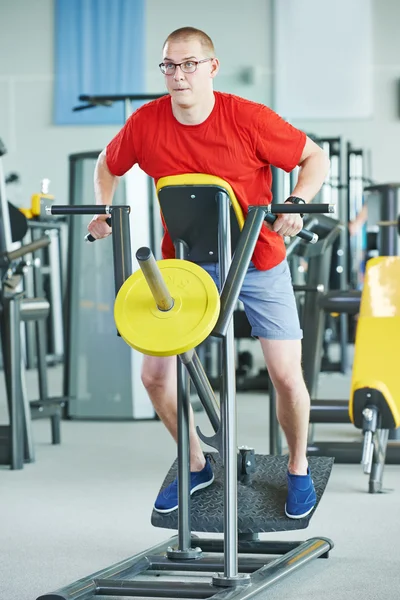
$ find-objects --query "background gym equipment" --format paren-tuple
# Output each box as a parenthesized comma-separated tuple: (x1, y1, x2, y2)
(20, 179, 66, 368)
(291, 228, 400, 492)
(0, 138, 67, 469)
(63, 93, 164, 421)
(364, 183, 400, 257)
(40, 177, 334, 600)
(272, 137, 372, 376)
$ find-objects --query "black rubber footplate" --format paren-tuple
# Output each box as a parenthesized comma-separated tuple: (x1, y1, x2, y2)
(151, 454, 333, 534)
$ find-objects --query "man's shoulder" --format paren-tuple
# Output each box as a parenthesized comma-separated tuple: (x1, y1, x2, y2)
(131, 95, 170, 120)
(216, 92, 269, 130)
(216, 91, 267, 112)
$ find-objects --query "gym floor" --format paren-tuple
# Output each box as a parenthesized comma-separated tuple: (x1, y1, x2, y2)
(1, 366, 399, 600)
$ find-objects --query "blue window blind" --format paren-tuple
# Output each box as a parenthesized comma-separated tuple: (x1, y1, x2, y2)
(54, 0, 145, 125)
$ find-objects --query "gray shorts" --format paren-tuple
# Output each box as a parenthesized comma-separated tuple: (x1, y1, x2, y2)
(200, 259, 303, 340)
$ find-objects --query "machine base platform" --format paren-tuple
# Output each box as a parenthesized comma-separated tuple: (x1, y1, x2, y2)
(151, 454, 334, 533)
(37, 534, 334, 600)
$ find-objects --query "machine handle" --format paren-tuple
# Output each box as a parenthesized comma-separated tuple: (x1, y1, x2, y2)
(264, 213, 318, 244)
(85, 217, 112, 243)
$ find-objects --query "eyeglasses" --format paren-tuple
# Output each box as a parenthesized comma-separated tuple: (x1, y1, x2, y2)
(159, 58, 213, 75)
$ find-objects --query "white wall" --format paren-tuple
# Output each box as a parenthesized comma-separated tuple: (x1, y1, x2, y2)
(0, 0, 398, 206)
(291, 0, 400, 182)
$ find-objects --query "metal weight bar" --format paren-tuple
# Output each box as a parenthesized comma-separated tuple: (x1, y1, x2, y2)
(136, 247, 174, 311)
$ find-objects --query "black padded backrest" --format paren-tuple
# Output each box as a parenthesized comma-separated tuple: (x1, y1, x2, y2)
(158, 185, 242, 263)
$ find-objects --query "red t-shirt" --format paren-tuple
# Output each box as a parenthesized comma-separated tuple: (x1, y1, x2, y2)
(106, 92, 306, 270)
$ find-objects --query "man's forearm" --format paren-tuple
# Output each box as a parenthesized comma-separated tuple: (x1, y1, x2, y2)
(290, 151, 330, 203)
(94, 150, 119, 205)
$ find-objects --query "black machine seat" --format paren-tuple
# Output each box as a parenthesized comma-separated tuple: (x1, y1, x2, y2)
(319, 290, 361, 314)
(156, 173, 245, 262)
(152, 454, 333, 534)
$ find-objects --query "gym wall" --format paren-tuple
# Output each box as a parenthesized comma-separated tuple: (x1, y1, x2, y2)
(0, 0, 399, 206)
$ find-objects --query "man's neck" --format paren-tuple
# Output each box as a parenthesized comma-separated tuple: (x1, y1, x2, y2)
(171, 93, 215, 125)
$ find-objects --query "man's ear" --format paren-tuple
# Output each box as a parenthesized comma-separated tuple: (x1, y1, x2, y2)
(210, 58, 220, 79)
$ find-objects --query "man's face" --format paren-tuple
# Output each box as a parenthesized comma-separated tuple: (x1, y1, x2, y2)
(161, 39, 218, 106)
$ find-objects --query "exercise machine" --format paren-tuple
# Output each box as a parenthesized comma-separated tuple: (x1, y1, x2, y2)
(0, 138, 66, 469)
(20, 179, 65, 367)
(299, 187, 400, 492)
(38, 174, 334, 599)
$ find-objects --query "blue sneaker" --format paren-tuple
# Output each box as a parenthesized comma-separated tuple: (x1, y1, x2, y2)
(285, 468, 317, 519)
(154, 456, 214, 514)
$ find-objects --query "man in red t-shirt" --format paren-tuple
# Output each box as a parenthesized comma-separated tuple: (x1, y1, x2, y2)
(88, 27, 330, 519)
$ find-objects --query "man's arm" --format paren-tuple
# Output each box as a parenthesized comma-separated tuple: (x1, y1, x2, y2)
(273, 136, 330, 236)
(290, 136, 331, 202)
(88, 149, 120, 239)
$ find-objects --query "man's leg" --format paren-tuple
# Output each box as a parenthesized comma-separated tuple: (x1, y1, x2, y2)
(259, 338, 309, 475)
(141, 354, 214, 513)
(238, 259, 316, 518)
(141, 354, 205, 471)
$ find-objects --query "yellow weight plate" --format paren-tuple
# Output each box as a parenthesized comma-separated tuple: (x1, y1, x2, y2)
(114, 259, 220, 357)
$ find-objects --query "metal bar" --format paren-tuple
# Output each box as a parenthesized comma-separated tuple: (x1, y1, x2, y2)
(192, 538, 303, 556)
(47, 228, 65, 359)
(0, 146, 13, 253)
(379, 186, 398, 256)
(79, 93, 163, 103)
(111, 207, 133, 297)
(213, 206, 265, 338)
(176, 354, 192, 552)
(95, 579, 214, 598)
(268, 383, 281, 455)
(148, 555, 273, 573)
(4, 236, 51, 263)
(211, 538, 333, 600)
(20, 359, 35, 462)
(264, 203, 334, 214)
(309, 400, 350, 424)
(36, 537, 178, 600)
(135, 247, 173, 311)
(175, 240, 192, 554)
(182, 350, 220, 432)
(31, 231, 50, 412)
(8, 297, 24, 470)
(217, 191, 238, 580)
(307, 440, 400, 464)
(48, 205, 110, 215)
(369, 429, 389, 493)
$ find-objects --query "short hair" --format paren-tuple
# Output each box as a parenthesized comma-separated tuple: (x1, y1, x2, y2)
(163, 27, 215, 57)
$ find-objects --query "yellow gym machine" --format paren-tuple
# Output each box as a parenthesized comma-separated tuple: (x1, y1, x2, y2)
(349, 255, 400, 492)
(38, 175, 335, 600)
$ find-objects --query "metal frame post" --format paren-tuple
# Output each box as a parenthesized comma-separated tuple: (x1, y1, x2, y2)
(212, 192, 249, 587)
(167, 241, 202, 560)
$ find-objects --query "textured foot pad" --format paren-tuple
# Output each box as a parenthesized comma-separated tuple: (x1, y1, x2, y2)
(151, 454, 333, 534)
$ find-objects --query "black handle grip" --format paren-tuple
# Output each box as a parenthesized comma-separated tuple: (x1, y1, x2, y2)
(268, 203, 334, 214)
(85, 217, 112, 243)
(264, 213, 318, 244)
(47, 205, 110, 215)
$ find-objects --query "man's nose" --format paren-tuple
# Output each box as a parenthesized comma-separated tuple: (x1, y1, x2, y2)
(173, 65, 185, 81)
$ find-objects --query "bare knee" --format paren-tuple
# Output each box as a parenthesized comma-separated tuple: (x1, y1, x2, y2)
(141, 355, 176, 394)
(271, 368, 306, 399)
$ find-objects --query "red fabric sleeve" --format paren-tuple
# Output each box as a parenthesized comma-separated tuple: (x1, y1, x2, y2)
(105, 115, 139, 176)
(256, 106, 306, 173)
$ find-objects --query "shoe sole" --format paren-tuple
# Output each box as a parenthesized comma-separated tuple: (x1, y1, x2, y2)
(284, 503, 316, 519)
(154, 474, 215, 514)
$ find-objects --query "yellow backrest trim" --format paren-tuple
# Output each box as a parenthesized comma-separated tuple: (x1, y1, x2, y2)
(359, 256, 400, 317)
(156, 174, 245, 230)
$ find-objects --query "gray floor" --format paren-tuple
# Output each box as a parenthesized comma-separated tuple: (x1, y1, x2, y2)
(1, 367, 400, 600)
